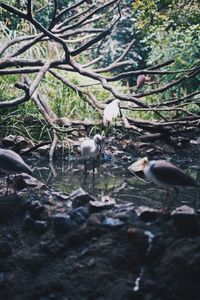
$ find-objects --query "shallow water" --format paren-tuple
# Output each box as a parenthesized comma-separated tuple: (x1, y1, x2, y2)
(33, 154, 200, 211)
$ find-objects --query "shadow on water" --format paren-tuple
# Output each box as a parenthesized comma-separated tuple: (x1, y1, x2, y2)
(33, 156, 200, 211)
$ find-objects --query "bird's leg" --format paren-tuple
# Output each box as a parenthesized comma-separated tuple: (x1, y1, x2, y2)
(161, 189, 170, 213)
(165, 188, 179, 212)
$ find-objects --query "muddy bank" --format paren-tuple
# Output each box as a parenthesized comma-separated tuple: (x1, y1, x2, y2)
(0, 178, 200, 300)
(0, 132, 200, 300)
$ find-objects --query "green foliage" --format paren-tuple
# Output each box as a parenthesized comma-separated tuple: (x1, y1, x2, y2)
(132, 0, 200, 102)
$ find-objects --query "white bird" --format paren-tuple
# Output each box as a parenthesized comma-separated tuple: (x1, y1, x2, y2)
(103, 99, 122, 126)
(0, 148, 32, 194)
(80, 134, 103, 174)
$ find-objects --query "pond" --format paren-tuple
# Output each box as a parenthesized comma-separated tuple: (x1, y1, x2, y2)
(32, 151, 200, 211)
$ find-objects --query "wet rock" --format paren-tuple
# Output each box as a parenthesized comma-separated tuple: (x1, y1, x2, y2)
(112, 203, 136, 221)
(37, 145, 50, 156)
(34, 220, 48, 234)
(53, 213, 72, 233)
(136, 206, 163, 222)
(0, 241, 12, 257)
(27, 200, 44, 218)
(2, 134, 30, 150)
(70, 206, 89, 225)
(70, 188, 96, 208)
(171, 205, 199, 235)
(89, 196, 116, 212)
(101, 216, 124, 228)
(13, 174, 44, 190)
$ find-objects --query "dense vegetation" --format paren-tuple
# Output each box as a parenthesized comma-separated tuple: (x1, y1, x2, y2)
(0, 0, 199, 147)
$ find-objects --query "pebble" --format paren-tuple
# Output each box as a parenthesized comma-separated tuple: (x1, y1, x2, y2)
(69, 188, 96, 208)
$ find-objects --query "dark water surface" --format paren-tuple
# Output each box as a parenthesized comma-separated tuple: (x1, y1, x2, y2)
(32, 154, 200, 211)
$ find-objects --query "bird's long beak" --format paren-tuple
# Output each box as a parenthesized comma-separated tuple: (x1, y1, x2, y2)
(128, 158, 146, 174)
(99, 141, 104, 153)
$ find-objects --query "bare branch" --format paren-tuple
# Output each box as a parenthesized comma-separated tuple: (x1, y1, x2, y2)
(0, 34, 38, 57)
(1, 3, 70, 61)
(49, 69, 104, 110)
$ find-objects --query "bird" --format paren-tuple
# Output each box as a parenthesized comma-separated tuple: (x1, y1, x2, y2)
(0, 148, 32, 194)
(103, 99, 122, 127)
(80, 134, 103, 174)
(136, 75, 146, 88)
(129, 157, 199, 202)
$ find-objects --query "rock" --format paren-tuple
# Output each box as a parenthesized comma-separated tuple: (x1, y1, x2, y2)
(89, 196, 116, 212)
(0, 241, 12, 257)
(34, 220, 48, 234)
(70, 207, 89, 225)
(2, 135, 30, 150)
(171, 205, 199, 235)
(13, 174, 44, 190)
(50, 190, 70, 202)
(136, 206, 163, 222)
(101, 217, 124, 228)
(53, 213, 72, 233)
(27, 200, 44, 218)
(69, 188, 96, 208)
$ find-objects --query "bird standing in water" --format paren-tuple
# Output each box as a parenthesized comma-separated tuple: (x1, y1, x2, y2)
(0, 148, 32, 194)
(80, 134, 103, 175)
(129, 157, 199, 202)
(103, 99, 122, 127)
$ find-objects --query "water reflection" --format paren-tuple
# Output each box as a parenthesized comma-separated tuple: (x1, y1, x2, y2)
(33, 158, 200, 210)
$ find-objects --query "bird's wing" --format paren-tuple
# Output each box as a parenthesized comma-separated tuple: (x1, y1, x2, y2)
(151, 161, 197, 187)
(0, 150, 32, 174)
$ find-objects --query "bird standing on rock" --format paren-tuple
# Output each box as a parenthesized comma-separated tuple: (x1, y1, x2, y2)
(129, 157, 199, 202)
(80, 134, 103, 174)
(0, 148, 32, 194)
(103, 99, 122, 127)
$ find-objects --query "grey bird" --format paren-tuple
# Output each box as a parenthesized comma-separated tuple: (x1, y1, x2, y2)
(0, 148, 32, 193)
(129, 157, 199, 201)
